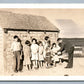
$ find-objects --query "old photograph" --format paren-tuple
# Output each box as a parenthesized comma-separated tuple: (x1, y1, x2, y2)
(0, 8, 84, 77)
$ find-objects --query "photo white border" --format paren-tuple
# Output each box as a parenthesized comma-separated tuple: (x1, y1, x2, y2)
(0, 4, 84, 8)
(0, 3, 84, 81)
(0, 76, 84, 81)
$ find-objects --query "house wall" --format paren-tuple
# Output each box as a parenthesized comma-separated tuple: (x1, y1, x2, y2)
(4, 30, 58, 72)
(0, 28, 4, 75)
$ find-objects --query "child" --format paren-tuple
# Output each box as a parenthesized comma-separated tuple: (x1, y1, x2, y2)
(23, 40, 31, 70)
(38, 41, 44, 67)
(11, 35, 22, 73)
(43, 36, 50, 58)
(51, 43, 60, 67)
(45, 40, 51, 68)
(31, 38, 39, 69)
(57, 51, 62, 64)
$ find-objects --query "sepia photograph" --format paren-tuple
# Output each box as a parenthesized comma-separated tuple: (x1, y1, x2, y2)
(0, 7, 84, 78)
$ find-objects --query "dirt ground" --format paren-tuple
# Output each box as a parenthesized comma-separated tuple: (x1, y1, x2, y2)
(4, 57, 84, 76)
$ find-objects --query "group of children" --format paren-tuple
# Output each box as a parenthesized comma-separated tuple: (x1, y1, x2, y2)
(11, 35, 64, 72)
(22, 36, 63, 70)
(11, 35, 73, 73)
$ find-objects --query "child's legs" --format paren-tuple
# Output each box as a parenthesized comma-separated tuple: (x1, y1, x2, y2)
(29, 64, 31, 68)
(42, 61, 44, 66)
(34, 54, 39, 67)
(59, 58, 61, 62)
(35, 60, 38, 67)
(27, 64, 29, 70)
(16, 51, 20, 71)
(32, 60, 37, 67)
(30, 61, 33, 69)
(27, 64, 31, 70)
(13, 51, 17, 71)
(46, 62, 48, 67)
(54, 61, 57, 67)
(39, 61, 43, 67)
(39, 61, 41, 67)
(32, 60, 35, 67)
(48, 57, 51, 65)
(24, 56, 29, 67)
(45, 57, 48, 66)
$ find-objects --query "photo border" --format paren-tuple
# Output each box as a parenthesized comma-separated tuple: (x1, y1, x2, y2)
(0, 3, 84, 81)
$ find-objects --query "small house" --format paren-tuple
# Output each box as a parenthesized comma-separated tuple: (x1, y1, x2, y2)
(0, 11, 59, 73)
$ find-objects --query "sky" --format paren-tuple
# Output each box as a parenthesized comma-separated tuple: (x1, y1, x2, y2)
(0, 8, 84, 38)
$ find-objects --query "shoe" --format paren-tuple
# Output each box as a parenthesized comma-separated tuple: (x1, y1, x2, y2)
(59, 62, 62, 65)
(34, 67, 38, 69)
(64, 74, 69, 76)
(46, 67, 49, 69)
(19, 70, 23, 72)
(65, 66, 72, 68)
(46, 66, 50, 69)
(61, 59, 64, 63)
(54, 65, 56, 67)
(14, 70, 18, 73)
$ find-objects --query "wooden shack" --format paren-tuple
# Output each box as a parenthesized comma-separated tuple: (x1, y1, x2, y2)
(0, 11, 59, 73)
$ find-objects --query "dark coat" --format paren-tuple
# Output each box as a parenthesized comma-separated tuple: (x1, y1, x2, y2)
(58, 41, 74, 54)
(58, 40, 74, 68)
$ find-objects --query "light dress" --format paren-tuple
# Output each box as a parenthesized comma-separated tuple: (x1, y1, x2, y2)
(39, 46, 44, 61)
(23, 45, 31, 65)
(51, 45, 61, 61)
(43, 41, 48, 58)
(51, 47, 59, 61)
(31, 44, 39, 61)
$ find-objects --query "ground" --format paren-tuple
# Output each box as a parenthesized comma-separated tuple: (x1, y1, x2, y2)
(4, 57, 84, 76)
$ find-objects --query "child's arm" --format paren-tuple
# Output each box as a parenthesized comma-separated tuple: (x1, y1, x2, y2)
(29, 48, 32, 58)
(37, 45, 39, 53)
(11, 42, 14, 52)
(51, 49, 53, 56)
(59, 43, 65, 52)
(20, 50, 23, 60)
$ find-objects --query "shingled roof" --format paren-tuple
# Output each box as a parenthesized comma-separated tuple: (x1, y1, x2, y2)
(0, 11, 59, 32)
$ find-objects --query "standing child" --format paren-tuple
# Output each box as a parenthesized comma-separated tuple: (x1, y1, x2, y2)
(45, 40, 51, 68)
(38, 41, 44, 67)
(51, 43, 60, 67)
(31, 38, 39, 69)
(43, 36, 50, 58)
(23, 40, 31, 70)
(11, 35, 22, 73)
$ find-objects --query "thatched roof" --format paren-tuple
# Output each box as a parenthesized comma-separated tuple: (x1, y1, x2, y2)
(0, 11, 59, 32)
